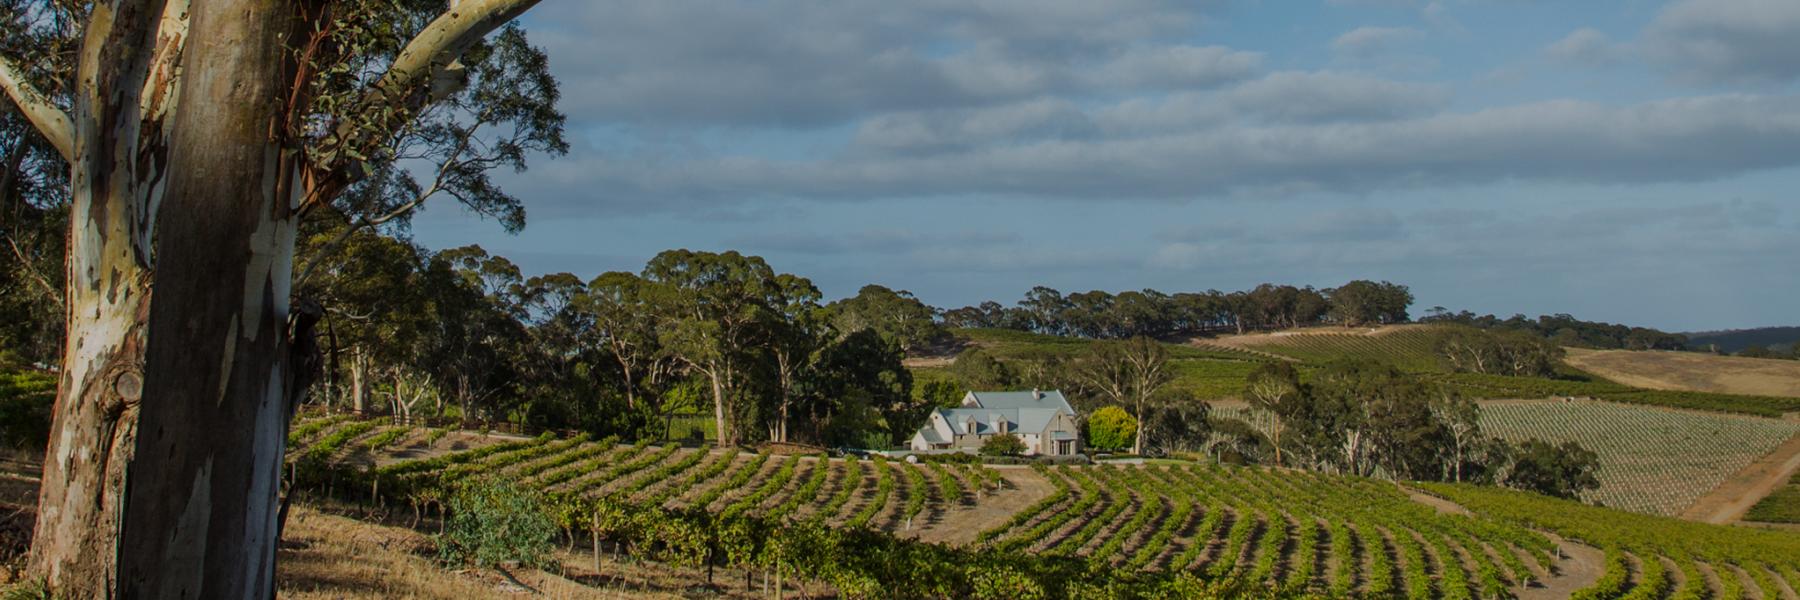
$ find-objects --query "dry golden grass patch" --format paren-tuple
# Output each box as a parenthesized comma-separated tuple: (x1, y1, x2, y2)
(1564, 348, 1800, 399)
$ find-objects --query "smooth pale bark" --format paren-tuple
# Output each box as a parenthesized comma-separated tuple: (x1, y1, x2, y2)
(26, 1, 184, 595)
(12, 0, 543, 595)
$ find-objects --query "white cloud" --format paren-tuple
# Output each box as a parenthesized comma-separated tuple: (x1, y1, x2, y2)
(515, 94, 1800, 212)
(1332, 26, 1421, 57)
(1545, 28, 1626, 66)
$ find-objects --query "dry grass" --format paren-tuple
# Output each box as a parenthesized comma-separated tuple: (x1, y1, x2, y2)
(278, 505, 793, 599)
(1564, 348, 1800, 400)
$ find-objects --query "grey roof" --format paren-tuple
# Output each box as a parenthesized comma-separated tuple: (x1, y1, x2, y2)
(916, 426, 946, 444)
(965, 390, 1075, 413)
(1052, 431, 1077, 441)
(942, 407, 1065, 435)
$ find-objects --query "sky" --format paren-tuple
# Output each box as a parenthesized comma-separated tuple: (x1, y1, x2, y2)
(407, 0, 1800, 333)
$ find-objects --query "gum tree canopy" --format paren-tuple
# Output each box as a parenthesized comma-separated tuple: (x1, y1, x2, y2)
(0, 0, 563, 596)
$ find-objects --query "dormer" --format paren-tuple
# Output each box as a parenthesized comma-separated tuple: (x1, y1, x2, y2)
(993, 414, 1008, 434)
(964, 416, 980, 434)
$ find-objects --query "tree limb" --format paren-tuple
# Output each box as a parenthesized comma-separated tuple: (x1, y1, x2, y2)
(0, 55, 74, 161)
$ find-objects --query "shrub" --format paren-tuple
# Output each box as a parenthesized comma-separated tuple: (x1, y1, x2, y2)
(436, 479, 556, 568)
(1084, 406, 1137, 452)
(981, 433, 1027, 456)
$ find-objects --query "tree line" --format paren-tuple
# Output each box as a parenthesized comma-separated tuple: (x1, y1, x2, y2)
(1421, 310, 1688, 351)
(940, 281, 1414, 339)
(299, 221, 942, 450)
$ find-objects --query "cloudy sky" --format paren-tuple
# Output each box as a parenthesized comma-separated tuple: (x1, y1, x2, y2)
(410, 0, 1800, 332)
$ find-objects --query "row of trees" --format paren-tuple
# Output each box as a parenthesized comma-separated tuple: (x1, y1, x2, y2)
(940, 281, 1413, 339)
(1240, 361, 1599, 498)
(1422, 310, 1688, 351)
(302, 225, 937, 449)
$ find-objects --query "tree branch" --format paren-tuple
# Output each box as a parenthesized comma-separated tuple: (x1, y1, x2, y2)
(0, 55, 74, 161)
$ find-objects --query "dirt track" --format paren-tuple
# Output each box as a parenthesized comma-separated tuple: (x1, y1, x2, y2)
(1680, 432, 1800, 524)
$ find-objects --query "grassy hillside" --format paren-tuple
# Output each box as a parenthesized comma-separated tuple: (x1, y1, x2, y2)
(1564, 347, 1800, 398)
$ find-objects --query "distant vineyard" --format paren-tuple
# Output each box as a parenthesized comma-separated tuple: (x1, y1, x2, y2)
(1422, 483, 1800, 600)
(1205, 327, 1450, 372)
(980, 462, 1555, 598)
(1477, 401, 1800, 515)
(1211, 399, 1800, 516)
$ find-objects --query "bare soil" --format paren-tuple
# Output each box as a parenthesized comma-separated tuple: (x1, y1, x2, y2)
(1681, 432, 1800, 524)
(911, 465, 1052, 546)
(1518, 534, 1604, 600)
(1564, 347, 1800, 399)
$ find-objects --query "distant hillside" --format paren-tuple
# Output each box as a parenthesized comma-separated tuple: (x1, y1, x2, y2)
(1684, 327, 1800, 354)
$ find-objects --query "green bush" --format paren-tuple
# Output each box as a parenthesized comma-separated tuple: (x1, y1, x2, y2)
(1084, 406, 1137, 452)
(436, 479, 556, 568)
(981, 433, 1027, 456)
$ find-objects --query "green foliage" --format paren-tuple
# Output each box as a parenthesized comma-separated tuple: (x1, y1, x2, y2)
(825, 284, 944, 354)
(981, 433, 1028, 456)
(0, 369, 54, 449)
(436, 479, 556, 568)
(1743, 471, 1800, 523)
(1504, 439, 1600, 500)
(1085, 406, 1137, 451)
(1420, 481, 1800, 587)
(951, 348, 1017, 390)
(915, 374, 964, 408)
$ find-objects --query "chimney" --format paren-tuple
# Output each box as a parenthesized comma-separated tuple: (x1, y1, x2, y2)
(1032, 388, 1042, 400)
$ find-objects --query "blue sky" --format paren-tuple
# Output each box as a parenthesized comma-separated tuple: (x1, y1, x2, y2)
(408, 0, 1800, 332)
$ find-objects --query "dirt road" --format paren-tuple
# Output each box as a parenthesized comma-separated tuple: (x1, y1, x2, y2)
(1680, 432, 1800, 524)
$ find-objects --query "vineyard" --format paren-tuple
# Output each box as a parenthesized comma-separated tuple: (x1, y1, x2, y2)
(1744, 470, 1800, 524)
(278, 412, 1800, 598)
(978, 462, 1558, 599)
(1212, 399, 1800, 517)
(286, 415, 1008, 539)
(1198, 326, 1449, 372)
(1422, 483, 1800, 600)
(1477, 401, 1800, 516)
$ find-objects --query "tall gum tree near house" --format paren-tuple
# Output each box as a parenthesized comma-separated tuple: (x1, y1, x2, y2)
(0, 0, 561, 596)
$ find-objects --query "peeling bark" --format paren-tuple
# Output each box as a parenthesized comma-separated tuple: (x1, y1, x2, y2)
(13, 0, 544, 595)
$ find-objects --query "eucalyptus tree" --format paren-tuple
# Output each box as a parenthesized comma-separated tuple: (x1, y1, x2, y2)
(580, 271, 668, 413)
(0, 0, 561, 594)
(825, 284, 941, 354)
(644, 249, 778, 446)
(1075, 336, 1173, 455)
(1244, 361, 1302, 467)
(763, 273, 826, 443)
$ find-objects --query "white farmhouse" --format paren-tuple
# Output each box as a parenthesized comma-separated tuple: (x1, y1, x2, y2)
(908, 389, 1082, 456)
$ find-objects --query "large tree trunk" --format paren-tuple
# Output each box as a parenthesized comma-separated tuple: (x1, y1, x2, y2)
(27, 1, 184, 595)
(115, 1, 302, 596)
